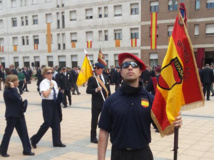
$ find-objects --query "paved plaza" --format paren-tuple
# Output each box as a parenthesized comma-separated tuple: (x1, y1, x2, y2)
(0, 80, 214, 160)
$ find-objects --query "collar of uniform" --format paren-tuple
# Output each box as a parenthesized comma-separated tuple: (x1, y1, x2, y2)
(119, 81, 143, 95)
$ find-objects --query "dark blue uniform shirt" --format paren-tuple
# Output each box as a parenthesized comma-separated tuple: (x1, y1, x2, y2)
(99, 82, 154, 150)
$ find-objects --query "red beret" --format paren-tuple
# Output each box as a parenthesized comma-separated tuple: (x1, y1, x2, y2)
(155, 65, 161, 72)
(118, 53, 146, 71)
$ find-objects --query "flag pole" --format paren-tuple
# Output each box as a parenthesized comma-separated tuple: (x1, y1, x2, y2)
(84, 49, 106, 101)
(173, 127, 179, 160)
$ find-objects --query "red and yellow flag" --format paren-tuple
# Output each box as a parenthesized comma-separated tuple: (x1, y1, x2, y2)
(34, 44, 38, 50)
(87, 41, 92, 48)
(98, 49, 107, 66)
(151, 12, 204, 137)
(131, 39, 137, 47)
(76, 54, 93, 86)
(151, 12, 157, 49)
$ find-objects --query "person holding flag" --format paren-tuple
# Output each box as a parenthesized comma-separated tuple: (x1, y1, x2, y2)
(98, 53, 182, 160)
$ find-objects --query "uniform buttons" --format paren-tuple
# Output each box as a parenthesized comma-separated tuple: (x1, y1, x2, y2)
(131, 103, 134, 106)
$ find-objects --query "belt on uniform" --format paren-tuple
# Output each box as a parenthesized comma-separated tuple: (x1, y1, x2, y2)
(113, 145, 149, 151)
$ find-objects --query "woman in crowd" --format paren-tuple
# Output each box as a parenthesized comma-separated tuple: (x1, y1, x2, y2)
(30, 67, 66, 148)
(0, 75, 34, 157)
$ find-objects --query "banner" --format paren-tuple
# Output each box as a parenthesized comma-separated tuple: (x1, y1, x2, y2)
(151, 12, 157, 49)
(151, 12, 204, 137)
(87, 41, 92, 48)
(71, 42, 76, 48)
(131, 39, 137, 47)
(34, 44, 38, 50)
(14, 45, 17, 51)
(98, 49, 107, 66)
(76, 54, 93, 86)
(47, 23, 52, 53)
(115, 39, 120, 47)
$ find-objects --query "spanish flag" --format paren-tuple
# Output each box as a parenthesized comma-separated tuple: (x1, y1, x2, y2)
(151, 12, 157, 49)
(34, 44, 38, 50)
(98, 49, 107, 66)
(76, 54, 93, 86)
(71, 42, 76, 48)
(151, 12, 204, 137)
(131, 39, 137, 47)
(87, 41, 92, 48)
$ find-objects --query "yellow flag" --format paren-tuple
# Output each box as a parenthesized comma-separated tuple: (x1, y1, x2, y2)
(76, 55, 93, 86)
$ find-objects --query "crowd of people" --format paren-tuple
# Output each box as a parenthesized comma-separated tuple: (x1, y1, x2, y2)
(0, 59, 213, 158)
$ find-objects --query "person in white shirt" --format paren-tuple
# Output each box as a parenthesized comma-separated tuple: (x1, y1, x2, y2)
(30, 67, 66, 148)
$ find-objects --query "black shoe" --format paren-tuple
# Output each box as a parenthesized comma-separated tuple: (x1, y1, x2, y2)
(30, 138, 37, 148)
(53, 144, 66, 147)
(23, 151, 35, 156)
(91, 138, 98, 144)
(207, 98, 210, 101)
(72, 93, 76, 95)
(1, 153, 10, 157)
(63, 105, 67, 108)
(155, 129, 160, 133)
(77, 93, 81, 95)
(26, 90, 29, 92)
(211, 94, 214, 96)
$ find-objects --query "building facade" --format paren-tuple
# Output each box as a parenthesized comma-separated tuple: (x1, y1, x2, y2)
(0, 0, 213, 69)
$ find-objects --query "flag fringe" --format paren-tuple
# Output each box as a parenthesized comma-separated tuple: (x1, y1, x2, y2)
(180, 100, 204, 111)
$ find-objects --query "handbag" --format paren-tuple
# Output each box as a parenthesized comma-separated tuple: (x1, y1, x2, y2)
(22, 99, 28, 113)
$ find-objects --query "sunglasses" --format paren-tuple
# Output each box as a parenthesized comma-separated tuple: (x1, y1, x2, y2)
(46, 72, 54, 75)
(94, 67, 100, 70)
(121, 61, 139, 69)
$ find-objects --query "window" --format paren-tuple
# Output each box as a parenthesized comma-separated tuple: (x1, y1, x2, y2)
(86, 31, 93, 41)
(62, 33, 66, 49)
(88, 55, 93, 65)
(11, 0, 16, 8)
(33, 35, 39, 44)
(0, 0, 2, 10)
(25, 16, 28, 25)
(20, 0, 27, 6)
(104, 7, 108, 17)
(13, 37, 18, 45)
(207, 0, 214, 8)
(168, 26, 173, 37)
(47, 56, 53, 67)
(0, 19, 3, 28)
(21, 17, 24, 26)
(131, 3, 139, 15)
(62, 12, 65, 28)
(168, 0, 178, 11)
(150, 1, 159, 12)
(98, 30, 103, 41)
(12, 18, 17, 27)
(114, 54, 118, 67)
(71, 32, 77, 42)
(195, 0, 200, 9)
(46, 0, 51, 2)
(32, 15, 38, 25)
(70, 11, 77, 21)
(194, 24, 199, 36)
(206, 24, 214, 35)
(130, 28, 139, 39)
(104, 30, 108, 41)
(114, 5, 122, 16)
(150, 53, 158, 67)
(58, 56, 66, 68)
(32, 0, 38, 5)
(26, 36, 29, 45)
(86, 9, 93, 19)
(46, 14, 52, 23)
(0, 38, 4, 46)
(22, 36, 25, 45)
(98, 7, 102, 18)
(71, 55, 78, 68)
(114, 29, 122, 40)
(57, 12, 60, 28)
(62, 0, 65, 7)
(57, 34, 61, 50)
(57, 0, 60, 7)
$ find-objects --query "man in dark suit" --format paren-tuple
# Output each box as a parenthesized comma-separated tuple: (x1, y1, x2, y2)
(71, 67, 80, 95)
(140, 65, 151, 88)
(9, 64, 18, 75)
(86, 63, 111, 143)
(58, 67, 74, 108)
(22, 67, 30, 92)
(112, 66, 122, 91)
(201, 64, 214, 100)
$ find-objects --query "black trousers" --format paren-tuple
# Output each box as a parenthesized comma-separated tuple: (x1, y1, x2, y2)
(91, 108, 102, 139)
(0, 117, 31, 154)
(203, 83, 211, 99)
(63, 90, 71, 106)
(111, 145, 153, 160)
(72, 83, 80, 94)
(19, 81, 24, 94)
(22, 82, 28, 91)
(31, 100, 62, 146)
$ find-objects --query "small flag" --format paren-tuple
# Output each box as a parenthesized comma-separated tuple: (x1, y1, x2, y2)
(131, 39, 137, 47)
(115, 39, 120, 47)
(141, 99, 149, 108)
(87, 41, 92, 48)
(34, 44, 38, 50)
(47, 23, 52, 53)
(71, 42, 76, 48)
(98, 49, 107, 66)
(151, 12, 157, 49)
(14, 45, 17, 51)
